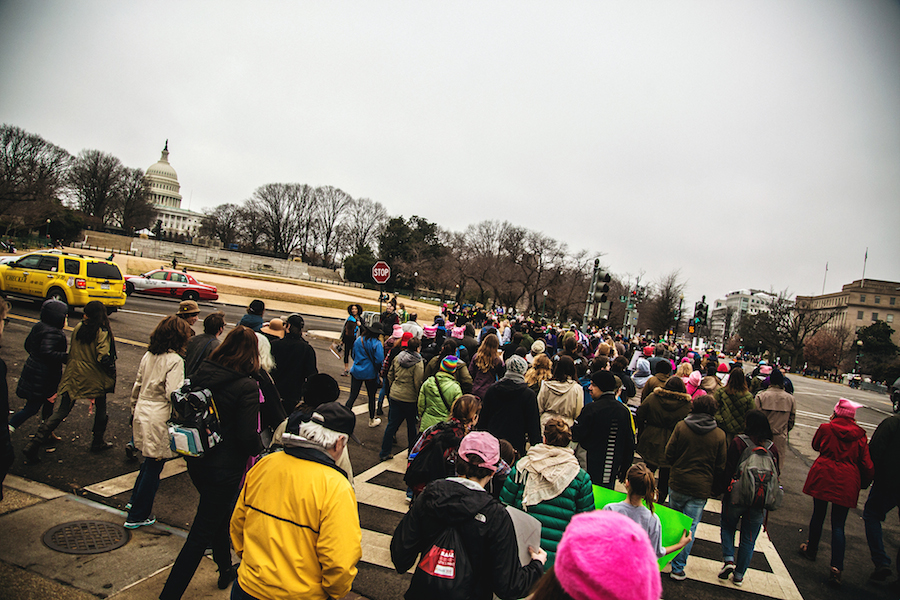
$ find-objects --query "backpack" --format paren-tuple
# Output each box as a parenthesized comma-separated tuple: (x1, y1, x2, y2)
(728, 434, 783, 511)
(167, 378, 223, 458)
(410, 525, 475, 600)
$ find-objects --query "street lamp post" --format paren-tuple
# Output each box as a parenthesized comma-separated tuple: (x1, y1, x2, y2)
(413, 271, 418, 300)
(855, 339, 863, 373)
(542, 289, 548, 320)
(45, 219, 51, 241)
(674, 294, 684, 342)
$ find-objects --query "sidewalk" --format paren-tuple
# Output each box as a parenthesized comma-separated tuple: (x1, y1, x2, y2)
(0, 476, 368, 600)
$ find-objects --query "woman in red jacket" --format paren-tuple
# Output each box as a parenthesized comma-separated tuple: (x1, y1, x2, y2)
(800, 398, 874, 587)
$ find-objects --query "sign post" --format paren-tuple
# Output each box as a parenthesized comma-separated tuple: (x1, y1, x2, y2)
(372, 260, 391, 316)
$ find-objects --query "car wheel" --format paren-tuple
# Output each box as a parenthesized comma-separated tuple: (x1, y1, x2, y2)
(125, 281, 134, 296)
(106, 306, 117, 316)
(893, 392, 900, 414)
(47, 287, 67, 305)
(183, 290, 199, 302)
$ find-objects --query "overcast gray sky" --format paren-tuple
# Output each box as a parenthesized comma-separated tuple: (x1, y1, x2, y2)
(2, 0, 898, 308)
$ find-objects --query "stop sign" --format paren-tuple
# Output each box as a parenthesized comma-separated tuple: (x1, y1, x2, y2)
(371, 261, 391, 285)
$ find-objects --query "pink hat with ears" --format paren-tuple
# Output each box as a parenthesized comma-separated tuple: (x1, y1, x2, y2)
(834, 398, 862, 419)
(451, 326, 465, 339)
(392, 324, 403, 339)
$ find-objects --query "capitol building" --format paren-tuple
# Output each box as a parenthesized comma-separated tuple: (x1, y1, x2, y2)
(144, 142, 204, 239)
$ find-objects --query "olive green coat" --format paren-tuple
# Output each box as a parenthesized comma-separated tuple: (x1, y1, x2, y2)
(57, 322, 116, 398)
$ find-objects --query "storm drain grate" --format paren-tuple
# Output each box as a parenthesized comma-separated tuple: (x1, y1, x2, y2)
(43, 520, 130, 554)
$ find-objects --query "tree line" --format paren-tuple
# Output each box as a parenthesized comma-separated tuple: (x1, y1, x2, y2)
(0, 124, 156, 238)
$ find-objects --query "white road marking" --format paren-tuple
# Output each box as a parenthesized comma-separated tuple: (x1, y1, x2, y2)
(83, 459, 187, 497)
(117, 308, 171, 318)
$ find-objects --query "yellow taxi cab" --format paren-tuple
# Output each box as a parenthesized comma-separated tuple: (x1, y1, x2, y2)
(0, 251, 127, 312)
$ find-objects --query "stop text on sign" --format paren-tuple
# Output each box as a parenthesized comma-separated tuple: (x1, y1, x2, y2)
(372, 261, 391, 284)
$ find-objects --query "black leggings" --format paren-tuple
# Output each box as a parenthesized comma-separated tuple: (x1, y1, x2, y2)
(342, 337, 354, 364)
(807, 498, 850, 570)
(646, 463, 671, 504)
(344, 376, 379, 419)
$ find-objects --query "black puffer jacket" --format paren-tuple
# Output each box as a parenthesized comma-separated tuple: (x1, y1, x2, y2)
(16, 300, 68, 401)
(270, 334, 318, 410)
(187, 359, 263, 471)
(391, 478, 543, 600)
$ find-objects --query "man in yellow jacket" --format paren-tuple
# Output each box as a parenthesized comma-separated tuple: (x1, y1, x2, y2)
(230, 403, 362, 600)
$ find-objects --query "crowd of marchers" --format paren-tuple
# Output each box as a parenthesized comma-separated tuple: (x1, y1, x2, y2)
(1, 295, 899, 600)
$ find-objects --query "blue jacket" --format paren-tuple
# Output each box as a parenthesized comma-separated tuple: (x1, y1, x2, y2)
(350, 337, 384, 381)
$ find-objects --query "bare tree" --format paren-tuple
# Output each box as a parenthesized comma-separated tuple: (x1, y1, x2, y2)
(237, 200, 267, 252)
(645, 271, 686, 337)
(338, 197, 389, 259)
(0, 124, 72, 216)
(110, 167, 154, 232)
(314, 185, 352, 267)
(68, 149, 124, 226)
(200, 203, 243, 247)
(754, 292, 840, 367)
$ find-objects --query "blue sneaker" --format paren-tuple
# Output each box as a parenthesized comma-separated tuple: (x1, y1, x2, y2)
(124, 515, 156, 529)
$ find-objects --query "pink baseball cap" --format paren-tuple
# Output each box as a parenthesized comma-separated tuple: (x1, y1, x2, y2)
(457, 431, 500, 473)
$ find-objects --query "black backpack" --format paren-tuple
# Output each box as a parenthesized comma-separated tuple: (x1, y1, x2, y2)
(167, 378, 223, 458)
(410, 525, 475, 600)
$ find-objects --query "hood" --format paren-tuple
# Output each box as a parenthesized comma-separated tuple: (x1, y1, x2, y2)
(190, 359, 249, 389)
(699, 376, 719, 392)
(578, 392, 620, 415)
(543, 380, 579, 396)
(397, 350, 422, 368)
(419, 478, 494, 525)
(634, 359, 651, 378)
(494, 377, 528, 393)
(684, 413, 718, 435)
(41, 299, 68, 329)
(829, 416, 867, 442)
(652, 388, 692, 411)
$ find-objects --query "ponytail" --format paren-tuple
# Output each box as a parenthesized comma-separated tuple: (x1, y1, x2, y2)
(626, 463, 657, 514)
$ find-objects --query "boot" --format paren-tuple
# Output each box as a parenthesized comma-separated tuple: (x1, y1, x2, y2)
(22, 438, 41, 464)
(91, 414, 112, 452)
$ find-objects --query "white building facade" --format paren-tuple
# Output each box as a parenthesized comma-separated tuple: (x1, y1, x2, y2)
(709, 289, 775, 343)
(144, 142, 204, 239)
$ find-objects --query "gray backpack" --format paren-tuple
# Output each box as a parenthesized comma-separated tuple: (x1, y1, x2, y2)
(728, 435, 783, 511)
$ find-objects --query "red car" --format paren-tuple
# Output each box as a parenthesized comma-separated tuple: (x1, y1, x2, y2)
(124, 269, 218, 301)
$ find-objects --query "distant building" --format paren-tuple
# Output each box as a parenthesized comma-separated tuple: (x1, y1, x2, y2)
(796, 279, 900, 347)
(144, 142, 203, 239)
(709, 289, 776, 343)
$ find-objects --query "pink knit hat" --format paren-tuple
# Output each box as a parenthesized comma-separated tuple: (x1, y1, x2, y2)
(555, 511, 661, 600)
(760, 365, 773, 375)
(392, 324, 403, 339)
(834, 398, 862, 419)
(451, 325, 465, 339)
(423, 325, 437, 339)
(686, 370, 703, 396)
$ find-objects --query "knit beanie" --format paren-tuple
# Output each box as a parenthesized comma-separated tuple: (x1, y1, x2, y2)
(555, 511, 662, 600)
(834, 397, 861, 419)
(423, 325, 437, 339)
(440, 355, 460, 374)
(531, 340, 546, 355)
(451, 326, 465, 340)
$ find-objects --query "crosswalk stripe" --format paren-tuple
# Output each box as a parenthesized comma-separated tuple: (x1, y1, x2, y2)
(84, 459, 187, 497)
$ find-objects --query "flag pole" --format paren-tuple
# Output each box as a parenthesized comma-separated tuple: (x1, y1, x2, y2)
(862, 248, 868, 288)
(822, 262, 828, 295)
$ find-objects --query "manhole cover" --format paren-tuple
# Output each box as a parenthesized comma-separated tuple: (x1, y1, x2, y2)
(43, 520, 130, 554)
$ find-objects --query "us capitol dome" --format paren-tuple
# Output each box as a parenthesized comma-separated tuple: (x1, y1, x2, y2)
(144, 141, 203, 238)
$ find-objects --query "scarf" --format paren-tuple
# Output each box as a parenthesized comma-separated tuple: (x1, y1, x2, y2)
(515, 444, 581, 509)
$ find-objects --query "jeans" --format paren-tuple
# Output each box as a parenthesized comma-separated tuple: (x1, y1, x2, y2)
(377, 379, 389, 411)
(159, 461, 243, 600)
(669, 489, 707, 574)
(806, 498, 850, 570)
(380, 401, 418, 460)
(126, 458, 166, 522)
(230, 578, 260, 599)
(863, 482, 900, 571)
(720, 503, 764, 577)
(8, 398, 54, 429)
(344, 376, 379, 419)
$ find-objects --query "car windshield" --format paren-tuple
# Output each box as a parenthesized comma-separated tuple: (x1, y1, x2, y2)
(86, 262, 122, 280)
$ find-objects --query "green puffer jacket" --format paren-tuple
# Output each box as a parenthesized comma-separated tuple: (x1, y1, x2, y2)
(417, 372, 463, 431)
(57, 323, 116, 398)
(499, 462, 595, 569)
(713, 387, 754, 437)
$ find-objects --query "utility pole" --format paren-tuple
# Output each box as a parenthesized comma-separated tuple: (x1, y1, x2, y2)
(583, 259, 600, 333)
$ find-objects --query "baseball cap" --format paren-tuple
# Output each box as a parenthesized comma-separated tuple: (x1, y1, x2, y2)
(283, 402, 357, 453)
(457, 431, 501, 473)
(400, 331, 414, 347)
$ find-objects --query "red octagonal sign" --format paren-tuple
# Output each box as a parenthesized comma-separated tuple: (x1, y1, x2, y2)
(372, 261, 391, 285)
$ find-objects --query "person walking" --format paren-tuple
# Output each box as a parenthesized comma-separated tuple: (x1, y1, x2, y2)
(572, 371, 634, 490)
(524, 354, 553, 396)
(238, 299, 265, 332)
(339, 303, 362, 376)
(380, 336, 424, 461)
(477, 355, 541, 457)
(754, 368, 796, 460)
(124, 316, 193, 529)
(0, 297, 13, 500)
(537, 355, 583, 427)
(635, 376, 692, 504)
(183, 312, 224, 377)
(343, 321, 385, 427)
(417, 356, 464, 431)
(391, 431, 546, 599)
(864, 412, 900, 585)
(9, 299, 68, 434)
(499, 419, 595, 569)
(640, 360, 672, 402)
(717, 410, 781, 587)
(665, 394, 727, 581)
(713, 366, 754, 446)
(799, 398, 874, 587)
(468, 333, 505, 400)
(158, 326, 264, 599)
(230, 403, 361, 600)
(270, 314, 318, 415)
(22, 301, 117, 463)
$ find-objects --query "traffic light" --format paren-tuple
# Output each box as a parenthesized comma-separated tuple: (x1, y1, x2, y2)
(594, 271, 611, 304)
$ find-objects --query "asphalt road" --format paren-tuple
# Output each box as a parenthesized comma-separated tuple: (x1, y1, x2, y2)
(4, 298, 900, 600)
